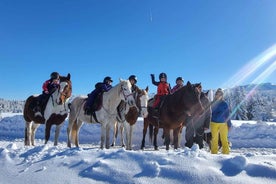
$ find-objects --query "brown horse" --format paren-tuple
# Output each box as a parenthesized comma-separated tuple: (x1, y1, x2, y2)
(141, 81, 204, 150)
(23, 73, 72, 146)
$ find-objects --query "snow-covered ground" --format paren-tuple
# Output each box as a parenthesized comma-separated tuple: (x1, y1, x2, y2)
(0, 113, 276, 184)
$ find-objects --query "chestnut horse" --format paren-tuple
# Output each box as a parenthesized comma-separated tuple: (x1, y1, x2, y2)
(112, 86, 149, 150)
(67, 79, 135, 149)
(23, 73, 72, 146)
(141, 81, 204, 150)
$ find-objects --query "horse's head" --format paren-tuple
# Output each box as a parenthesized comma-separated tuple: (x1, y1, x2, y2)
(182, 81, 204, 116)
(57, 73, 72, 105)
(119, 79, 135, 106)
(136, 86, 149, 118)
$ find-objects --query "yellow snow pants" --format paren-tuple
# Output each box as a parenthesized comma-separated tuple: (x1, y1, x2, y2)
(210, 122, 230, 154)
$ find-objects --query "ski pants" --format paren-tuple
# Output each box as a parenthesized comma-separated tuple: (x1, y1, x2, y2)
(210, 122, 230, 154)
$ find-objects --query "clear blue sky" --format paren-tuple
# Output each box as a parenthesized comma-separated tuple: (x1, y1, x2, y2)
(1, 0, 276, 100)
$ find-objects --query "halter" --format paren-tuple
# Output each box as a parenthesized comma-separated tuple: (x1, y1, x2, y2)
(120, 84, 134, 104)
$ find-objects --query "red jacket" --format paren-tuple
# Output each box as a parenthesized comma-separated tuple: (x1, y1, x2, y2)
(157, 82, 170, 95)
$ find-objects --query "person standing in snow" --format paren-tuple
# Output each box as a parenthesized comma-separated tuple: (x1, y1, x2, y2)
(210, 88, 232, 154)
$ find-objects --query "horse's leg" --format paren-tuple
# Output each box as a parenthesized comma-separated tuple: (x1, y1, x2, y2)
(25, 121, 32, 146)
(100, 123, 106, 149)
(31, 123, 40, 146)
(153, 125, 159, 150)
(120, 123, 125, 147)
(141, 118, 148, 150)
(105, 122, 111, 149)
(45, 121, 52, 144)
(163, 128, 171, 150)
(123, 121, 131, 150)
(54, 124, 62, 146)
(111, 121, 118, 147)
(173, 127, 181, 149)
(75, 119, 83, 147)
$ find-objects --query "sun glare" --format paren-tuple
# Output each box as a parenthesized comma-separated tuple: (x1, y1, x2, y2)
(224, 44, 276, 89)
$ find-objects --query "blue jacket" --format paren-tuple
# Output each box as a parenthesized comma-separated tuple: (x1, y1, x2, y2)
(211, 100, 232, 127)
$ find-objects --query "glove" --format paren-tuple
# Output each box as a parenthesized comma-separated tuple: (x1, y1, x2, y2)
(150, 74, 154, 78)
(45, 91, 49, 94)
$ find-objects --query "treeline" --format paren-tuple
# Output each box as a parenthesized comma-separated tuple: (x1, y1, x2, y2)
(0, 83, 275, 121)
(0, 98, 24, 113)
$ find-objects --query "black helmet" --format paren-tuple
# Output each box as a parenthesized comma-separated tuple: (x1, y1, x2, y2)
(50, 72, 60, 80)
(128, 75, 137, 84)
(159, 72, 167, 80)
(103, 76, 113, 83)
(176, 77, 184, 83)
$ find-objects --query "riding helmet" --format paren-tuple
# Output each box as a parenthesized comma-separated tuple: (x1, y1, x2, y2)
(50, 72, 60, 80)
(176, 77, 184, 83)
(159, 72, 167, 80)
(128, 75, 137, 84)
(103, 76, 113, 83)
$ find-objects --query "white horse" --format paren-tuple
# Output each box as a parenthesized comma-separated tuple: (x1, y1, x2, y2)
(112, 86, 149, 150)
(23, 74, 72, 146)
(67, 79, 135, 149)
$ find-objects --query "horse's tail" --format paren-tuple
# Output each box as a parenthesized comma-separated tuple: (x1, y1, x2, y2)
(149, 124, 153, 143)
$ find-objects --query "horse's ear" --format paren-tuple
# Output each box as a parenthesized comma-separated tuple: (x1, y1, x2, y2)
(67, 73, 71, 80)
(119, 78, 123, 82)
(187, 81, 191, 86)
(145, 86, 149, 92)
(205, 90, 209, 96)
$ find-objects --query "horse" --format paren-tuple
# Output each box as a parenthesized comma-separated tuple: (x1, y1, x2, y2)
(23, 73, 72, 146)
(141, 81, 204, 150)
(67, 79, 135, 149)
(185, 91, 211, 149)
(111, 86, 149, 150)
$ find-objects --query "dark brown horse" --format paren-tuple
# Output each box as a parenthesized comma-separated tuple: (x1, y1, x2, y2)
(141, 81, 204, 150)
(23, 73, 72, 146)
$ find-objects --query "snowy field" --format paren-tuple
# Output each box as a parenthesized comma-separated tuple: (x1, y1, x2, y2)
(0, 113, 276, 184)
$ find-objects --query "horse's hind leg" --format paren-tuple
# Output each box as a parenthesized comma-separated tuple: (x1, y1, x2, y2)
(25, 121, 32, 146)
(111, 121, 118, 147)
(54, 124, 63, 146)
(31, 123, 40, 146)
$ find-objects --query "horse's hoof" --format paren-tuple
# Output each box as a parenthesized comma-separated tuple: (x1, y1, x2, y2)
(154, 147, 159, 151)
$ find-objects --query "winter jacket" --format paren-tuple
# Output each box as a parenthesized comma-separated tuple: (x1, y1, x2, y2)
(151, 76, 171, 95)
(211, 99, 232, 127)
(171, 84, 183, 93)
(42, 79, 60, 94)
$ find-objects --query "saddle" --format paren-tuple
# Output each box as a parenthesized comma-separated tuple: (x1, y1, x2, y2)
(84, 92, 103, 115)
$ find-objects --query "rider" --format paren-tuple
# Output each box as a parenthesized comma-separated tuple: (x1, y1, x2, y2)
(128, 75, 138, 93)
(85, 76, 113, 114)
(171, 77, 184, 93)
(150, 72, 171, 109)
(35, 72, 60, 112)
